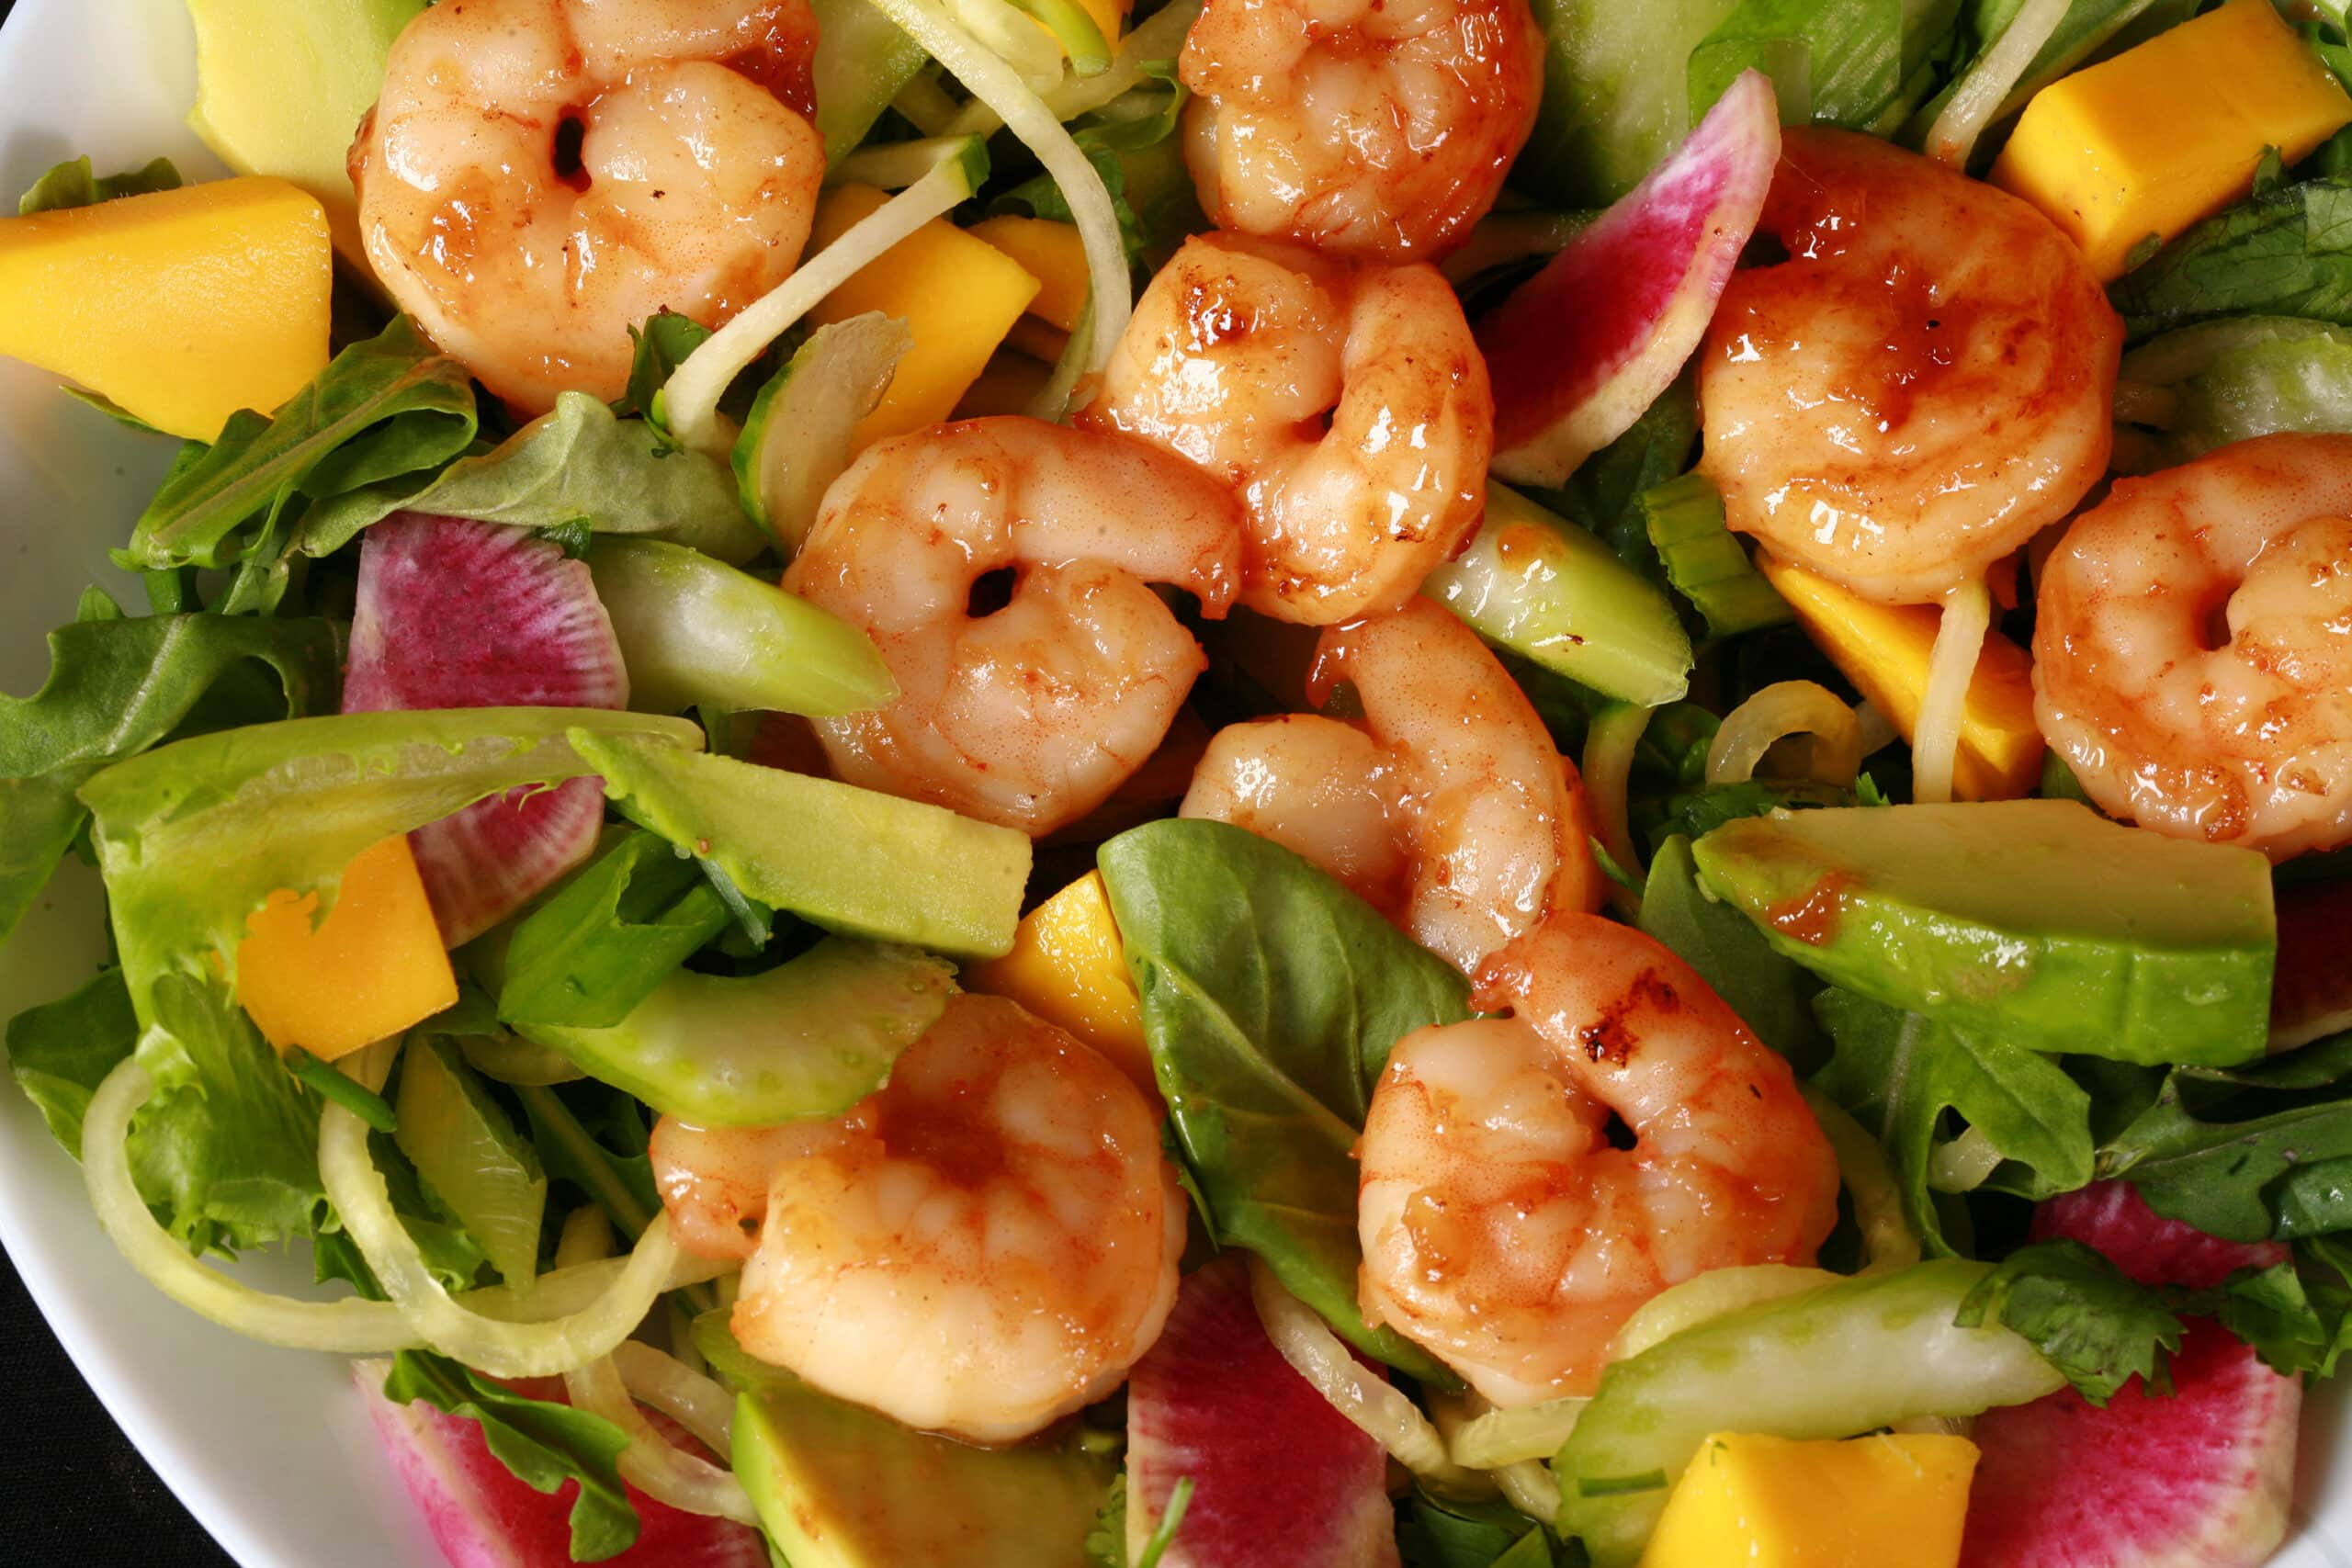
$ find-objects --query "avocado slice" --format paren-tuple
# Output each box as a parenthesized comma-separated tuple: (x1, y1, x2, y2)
(568, 730, 1031, 961)
(184, 0, 424, 265)
(695, 1316, 1108, 1568)
(1691, 800, 2275, 1066)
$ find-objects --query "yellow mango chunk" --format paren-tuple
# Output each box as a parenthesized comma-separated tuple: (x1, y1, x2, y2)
(237, 834, 458, 1062)
(808, 186, 1040, 449)
(1992, 0, 2352, 280)
(1757, 553, 2042, 802)
(1641, 1431, 1980, 1568)
(0, 176, 330, 440)
(964, 871, 1157, 1100)
(967, 216, 1091, 333)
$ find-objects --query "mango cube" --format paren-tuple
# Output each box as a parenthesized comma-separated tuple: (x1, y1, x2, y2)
(237, 834, 458, 1061)
(1992, 0, 2352, 279)
(967, 215, 1091, 334)
(1757, 552, 2042, 802)
(1640, 1431, 1980, 1568)
(808, 186, 1040, 449)
(963, 871, 1158, 1100)
(0, 175, 331, 440)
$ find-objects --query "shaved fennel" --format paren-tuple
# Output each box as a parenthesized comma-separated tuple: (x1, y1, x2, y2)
(567, 1354, 760, 1524)
(1706, 680, 1863, 788)
(614, 1341, 739, 1458)
(1925, 0, 2067, 167)
(1912, 580, 1992, 805)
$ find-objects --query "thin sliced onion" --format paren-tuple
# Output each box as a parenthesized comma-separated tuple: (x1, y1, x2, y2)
(1706, 680, 1862, 788)
(1803, 1086, 1922, 1272)
(1247, 1260, 1489, 1494)
(865, 0, 1132, 368)
(947, 0, 1203, 136)
(1912, 579, 1992, 806)
(1851, 699, 1899, 761)
(614, 1341, 739, 1458)
(567, 1355, 761, 1524)
(944, 0, 1066, 86)
(1496, 1460, 1561, 1525)
(1447, 1393, 1589, 1469)
(1926, 0, 2068, 166)
(83, 1056, 419, 1352)
(1928, 1125, 2005, 1194)
(1579, 701, 1653, 916)
(460, 1250, 733, 1324)
(318, 1096, 680, 1378)
(665, 153, 979, 454)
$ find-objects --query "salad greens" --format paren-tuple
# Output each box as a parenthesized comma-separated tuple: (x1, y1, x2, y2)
(494, 830, 733, 1031)
(17, 153, 182, 215)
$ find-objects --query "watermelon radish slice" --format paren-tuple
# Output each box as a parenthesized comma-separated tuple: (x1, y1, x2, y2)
(2273, 878, 2352, 1051)
(345, 513, 628, 944)
(1478, 70, 1780, 487)
(356, 1364, 767, 1568)
(1125, 1257, 1398, 1568)
(1960, 1182, 2300, 1568)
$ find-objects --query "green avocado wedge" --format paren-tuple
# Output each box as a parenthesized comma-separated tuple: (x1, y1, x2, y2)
(1691, 801, 2275, 1066)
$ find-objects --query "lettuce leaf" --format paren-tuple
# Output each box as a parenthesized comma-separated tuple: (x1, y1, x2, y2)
(4, 966, 137, 1155)
(0, 613, 339, 942)
(1097, 818, 1468, 1382)
(17, 153, 181, 215)
(2109, 175, 2352, 344)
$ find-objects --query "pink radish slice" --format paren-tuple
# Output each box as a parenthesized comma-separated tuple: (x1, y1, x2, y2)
(1125, 1258, 1398, 1568)
(2273, 879, 2352, 1051)
(345, 513, 628, 944)
(1479, 70, 1781, 486)
(357, 1366, 767, 1568)
(1960, 1182, 2299, 1568)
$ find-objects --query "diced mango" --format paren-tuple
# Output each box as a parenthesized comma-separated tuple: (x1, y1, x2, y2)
(967, 216, 1091, 334)
(0, 176, 330, 440)
(236, 834, 458, 1061)
(1640, 1431, 1980, 1568)
(964, 871, 1157, 1100)
(808, 186, 1040, 449)
(1992, 0, 2352, 280)
(1757, 553, 2042, 802)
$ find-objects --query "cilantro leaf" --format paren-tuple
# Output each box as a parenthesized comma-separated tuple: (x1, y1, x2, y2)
(1956, 1239, 2185, 1404)
(2109, 175, 2352, 343)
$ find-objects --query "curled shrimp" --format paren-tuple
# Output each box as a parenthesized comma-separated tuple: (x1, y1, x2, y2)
(779, 416, 1244, 836)
(1698, 129, 2120, 604)
(1179, 0, 1545, 261)
(1357, 913, 1840, 1405)
(1182, 598, 1600, 975)
(351, 0, 823, 413)
(2034, 433, 2352, 861)
(650, 994, 1185, 1443)
(1085, 233, 1492, 624)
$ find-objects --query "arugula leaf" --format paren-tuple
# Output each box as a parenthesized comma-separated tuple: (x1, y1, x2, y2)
(2109, 175, 2352, 344)
(1097, 818, 1468, 1382)
(124, 317, 478, 571)
(0, 614, 338, 942)
(380, 1350, 640, 1562)
(294, 390, 766, 567)
(1813, 988, 2096, 1256)
(17, 153, 181, 215)
(1638, 836, 1823, 1068)
(1402, 1492, 1567, 1568)
(619, 311, 715, 435)
(1530, 377, 1699, 586)
(2097, 1068, 2352, 1243)
(1954, 1239, 2184, 1404)
(514, 1081, 662, 1239)
(1641, 778, 1855, 853)
(5, 966, 137, 1154)
(497, 830, 731, 1029)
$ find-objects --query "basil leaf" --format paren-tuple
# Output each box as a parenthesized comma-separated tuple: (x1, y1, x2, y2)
(1097, 818, 1469, 1382)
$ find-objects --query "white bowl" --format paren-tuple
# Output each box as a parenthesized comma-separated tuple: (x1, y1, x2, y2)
(2, 2, 2350, 1564)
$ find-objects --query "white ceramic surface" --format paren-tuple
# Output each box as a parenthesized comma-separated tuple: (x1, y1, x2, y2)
(0, 2, 2349, 1564)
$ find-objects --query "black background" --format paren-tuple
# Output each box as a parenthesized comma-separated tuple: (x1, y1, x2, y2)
(0, 0, 240, 1558)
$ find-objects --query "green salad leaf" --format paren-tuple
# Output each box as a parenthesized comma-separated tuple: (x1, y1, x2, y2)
(1531, 376, 1699, 587)
(1639, 836, 1822, 1068)
(17, 153, 181, 215)
(2098, 1060, 2352, 1242)
(0, 613, 339, 942)
(1954, 1238, 2184, 1404)
(2114, 316, 2352, 469)
(1812, 988, 2096, 1256)
(1689, 0, 1924, 130)
(514, 1082, 662, 1240)
(997, 65, 1203, 268)
(2110, 175, 2352, 343)
(497, 829, 731, 1030)
(1096, 818, 1469, 1382)
(381, 1350, 639, 1562)
(125, 317, 478, 571)
(4, 966, 137, 1156)
(295, 390, 766, 566)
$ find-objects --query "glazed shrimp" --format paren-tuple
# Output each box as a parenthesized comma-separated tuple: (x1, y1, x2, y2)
(1358, 914, 1840, 1405)
(1179, 0, 1545, 261)
(1085, 233, 1492, 624)
(2035, 433, 2352, 861)
(351, 0, 823, 413)
(650, 994, 1185, 1443)
(1182, 598, 1600, 975)
(780, 417, 1243, 836)
(1698, 129, 2120, 604)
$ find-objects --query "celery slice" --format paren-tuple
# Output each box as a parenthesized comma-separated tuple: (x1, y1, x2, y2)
(1638, 472, 1792, 638)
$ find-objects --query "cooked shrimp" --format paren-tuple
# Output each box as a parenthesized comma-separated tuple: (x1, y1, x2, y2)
(1085, 232, 1492, 625)
(1179, 0, 1545, 262)
(351, 0, 823, 413)
(1358, 913, 1840, 1405)
(1698, 129, 2120, 605)
(1182, 599, 1598, 973)
(2034, 433, 2352, 861)
(650, 994, 1185, 1443)
(780, 416, 1244, 836)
